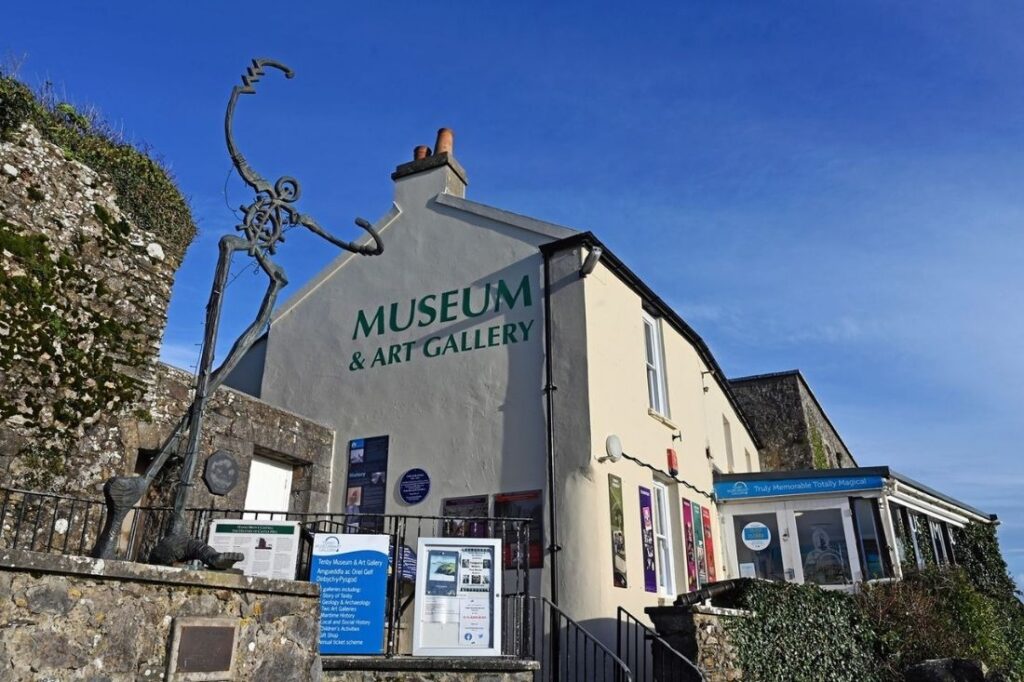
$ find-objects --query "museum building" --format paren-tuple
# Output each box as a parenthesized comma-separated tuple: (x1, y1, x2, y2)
(224, 130, 763, 629)
(224, 130, 996, 631)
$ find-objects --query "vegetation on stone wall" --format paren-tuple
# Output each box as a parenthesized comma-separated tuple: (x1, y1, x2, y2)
(1, 72, 195, 490)
(729, 579, 878, 681)
(728, 522, 1024, 681)
(0, 73, 195, 261)
(809, 423, 827, 469)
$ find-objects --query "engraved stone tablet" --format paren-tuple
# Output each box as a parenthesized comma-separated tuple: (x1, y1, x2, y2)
(203, 450, 240, 496)
(168, 617, 239, 681)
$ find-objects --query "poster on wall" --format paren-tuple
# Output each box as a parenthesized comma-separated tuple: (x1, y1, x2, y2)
(701, 505, 717, 583)
(638, 486, 657, 593)
(493, 490, 543, 569)
(207, 520, 300, 580)
(682, 502, 698, 591)
(692, 501, 708, 587)
(413, 537, 501, 657)
(608, 474, 627, 588)
(345, 436, 389, 531)
(442, 495, 491, 539)
(310, 533, 389, 654)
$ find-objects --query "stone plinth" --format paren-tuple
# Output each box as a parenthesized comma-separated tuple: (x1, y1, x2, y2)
(646, 604, 746, 682)
(0, 548, 320, 681)
(321, 655, 538, 681)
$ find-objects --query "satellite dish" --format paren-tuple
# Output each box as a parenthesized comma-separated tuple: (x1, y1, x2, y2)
(603, 435, 624, 463)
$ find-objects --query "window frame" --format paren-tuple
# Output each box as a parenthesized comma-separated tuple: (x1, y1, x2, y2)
(722, 416, 735, 473)
(642, 312, 669, 417)
(651, 481, 677, 597)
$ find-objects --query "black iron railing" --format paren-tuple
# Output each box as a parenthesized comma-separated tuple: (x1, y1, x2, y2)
(0, 487, 533, 657)
(617, 607, 706, 682)
(522, 596, 632, 682)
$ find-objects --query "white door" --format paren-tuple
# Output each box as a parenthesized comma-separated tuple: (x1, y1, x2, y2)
(243, 455, 293, 520)
(783, 499, 862, 588)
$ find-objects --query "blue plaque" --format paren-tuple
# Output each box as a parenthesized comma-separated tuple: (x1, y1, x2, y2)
(399, 468, 431, 505)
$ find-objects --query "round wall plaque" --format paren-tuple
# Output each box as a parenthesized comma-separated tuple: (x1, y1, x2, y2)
(741, 521, 772, 551)
(203, 450, 240, 496)
(398, 468, 430, 505)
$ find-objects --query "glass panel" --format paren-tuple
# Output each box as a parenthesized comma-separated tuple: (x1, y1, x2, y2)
(930, 519, 949, 565)
(794, 508, 853, 585)
(731, 513, 785, 582)
(853, 499, 887, 580)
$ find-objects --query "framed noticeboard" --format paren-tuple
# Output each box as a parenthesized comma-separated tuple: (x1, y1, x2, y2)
(412, 537, 502, 657)
(207, 519, 300, 580)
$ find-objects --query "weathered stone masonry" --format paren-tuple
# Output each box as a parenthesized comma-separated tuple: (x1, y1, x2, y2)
(0, 122, 183, 494)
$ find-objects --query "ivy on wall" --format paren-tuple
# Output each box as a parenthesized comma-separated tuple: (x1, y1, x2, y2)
(729, 580, 879, 681)
(727, 522, 1024, 681)
(0, 74, 195, 260)
(809, 423, 827, 470)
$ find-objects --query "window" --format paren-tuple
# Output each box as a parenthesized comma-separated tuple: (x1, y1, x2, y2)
(851, 498, 890, 580)
(723, 417, 735, 472)
(651, 483, 676, 596)
(930, 519, 952, 565)
(643, 313, 668, 416)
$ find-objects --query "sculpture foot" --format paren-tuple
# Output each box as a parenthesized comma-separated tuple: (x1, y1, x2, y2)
(150, 532, 245, 571)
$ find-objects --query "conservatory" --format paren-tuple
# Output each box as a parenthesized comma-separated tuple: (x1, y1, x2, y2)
(713, 466, 996, 589)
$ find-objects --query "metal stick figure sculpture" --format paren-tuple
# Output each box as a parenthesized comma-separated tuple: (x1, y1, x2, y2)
(92, 59, 383, 566)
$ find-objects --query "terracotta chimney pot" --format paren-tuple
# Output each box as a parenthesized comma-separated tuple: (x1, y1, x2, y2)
(413, 145, 431, 161)
(434, 128, 454, 156)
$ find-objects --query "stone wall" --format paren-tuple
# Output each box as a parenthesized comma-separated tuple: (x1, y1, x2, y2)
(1, 122, 185, 494)
(646, 604, 745, 682)
(0, 548, 319, 681)
(729, 370, 855, 471)
(133, 362, 335, 516)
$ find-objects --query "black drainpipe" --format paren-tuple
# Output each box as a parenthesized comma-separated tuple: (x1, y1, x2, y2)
(542, 249, 560, 607)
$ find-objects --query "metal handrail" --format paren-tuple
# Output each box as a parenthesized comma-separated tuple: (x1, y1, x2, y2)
(526, 595, 632, 682)
(617, 606, 706, 682)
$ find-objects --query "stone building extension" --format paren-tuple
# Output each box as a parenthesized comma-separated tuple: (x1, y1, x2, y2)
(729, 370, 856, 471)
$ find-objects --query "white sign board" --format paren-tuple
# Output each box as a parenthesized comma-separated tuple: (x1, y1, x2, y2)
(207, 519, 301, 580)
(413, 537, 501, 657)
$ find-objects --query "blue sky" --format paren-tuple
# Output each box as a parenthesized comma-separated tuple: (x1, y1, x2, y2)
(4, 2, 1023, 585)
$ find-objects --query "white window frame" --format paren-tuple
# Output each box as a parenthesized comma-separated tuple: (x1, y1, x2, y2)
(651, 482, 676, 597)
(643, 312, 669, 417)
(723, 416, 735, 472)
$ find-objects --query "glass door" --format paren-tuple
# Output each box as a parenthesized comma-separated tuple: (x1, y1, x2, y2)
(784, 499, 862, 588)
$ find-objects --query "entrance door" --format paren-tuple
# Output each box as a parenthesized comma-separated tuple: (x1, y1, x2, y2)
(724, 499, 863, 588)
(784, 499, 862, 588)
(243, 455, 293, 520)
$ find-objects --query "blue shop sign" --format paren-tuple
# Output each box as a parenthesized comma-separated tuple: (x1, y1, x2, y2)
(716, 475, 884, 501)
(311, 533, 389, 654)
(399, 468, 431, 505)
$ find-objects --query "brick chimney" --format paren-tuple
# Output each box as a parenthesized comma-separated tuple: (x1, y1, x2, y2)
(392, 128, 468, 202)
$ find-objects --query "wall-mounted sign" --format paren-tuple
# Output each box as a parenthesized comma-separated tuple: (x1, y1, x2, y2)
(399, 468, 431, 505)
(412, 537, 502, 657)
(608, 474, 627, 588)
(741, 521, 772, 551)
(493, 490, 543, 569)
(167, 617, 239, 679)
(345, 436, 389, 531)
(701, 505, 717, 583)
(715, 475, 884, 501)
(203, 450, 240, 496)
(692, 501, 708, 587)
(311, 533, 389, 655)
(347, 275, 537, 372)
(683, 502, 698, 591)
(207, 520, 300, 580)
(442, 495, 490, 538)
(638, 486, 657, 593)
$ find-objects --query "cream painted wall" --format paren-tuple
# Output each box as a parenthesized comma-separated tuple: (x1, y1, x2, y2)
(553, 256, 760, 629)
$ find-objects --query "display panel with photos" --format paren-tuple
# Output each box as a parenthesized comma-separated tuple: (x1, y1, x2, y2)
(493, 489, 543, 569)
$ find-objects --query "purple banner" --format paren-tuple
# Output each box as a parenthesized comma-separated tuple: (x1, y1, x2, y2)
(639, 487, 657, 593)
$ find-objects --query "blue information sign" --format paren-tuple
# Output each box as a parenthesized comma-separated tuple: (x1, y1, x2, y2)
(715, 475, 884, 501)
(399, 468, 431, 505)
(311, 534, 389, 654)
